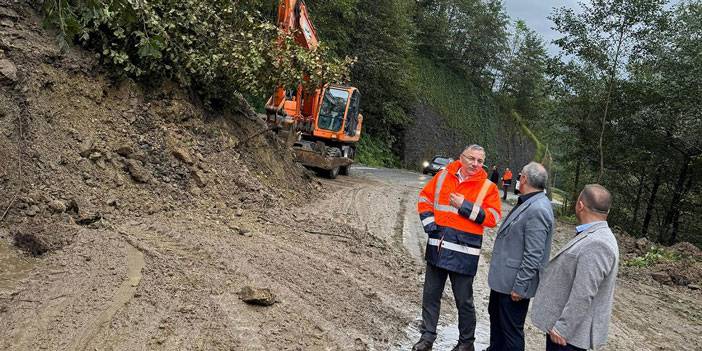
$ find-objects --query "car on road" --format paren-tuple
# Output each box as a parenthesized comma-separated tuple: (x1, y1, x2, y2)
(422, 156, 453, 175)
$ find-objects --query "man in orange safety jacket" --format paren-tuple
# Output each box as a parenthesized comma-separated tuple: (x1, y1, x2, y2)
(412, 144, 502, 351)
(502, 168, 513, 200)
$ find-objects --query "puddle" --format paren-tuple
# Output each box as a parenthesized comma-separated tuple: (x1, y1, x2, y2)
(0, 239, 34, 291)
(391, 312, 490, 351)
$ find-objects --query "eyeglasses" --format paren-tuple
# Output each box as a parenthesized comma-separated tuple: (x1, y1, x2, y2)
(460, 153, 484, 164)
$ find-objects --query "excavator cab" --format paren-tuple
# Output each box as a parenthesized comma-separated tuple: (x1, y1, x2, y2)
(313, 84, 362, 142)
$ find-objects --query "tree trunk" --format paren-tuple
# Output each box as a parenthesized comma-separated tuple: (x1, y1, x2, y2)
(597, 22, 627, 182)
(631, 174, 645, 230)
(664, 158, 692, 244)
(642, 166, 662, 239)
(570, 159, 582, 214)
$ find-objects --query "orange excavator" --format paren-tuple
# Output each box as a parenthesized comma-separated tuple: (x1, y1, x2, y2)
(264, 0, 363, 178)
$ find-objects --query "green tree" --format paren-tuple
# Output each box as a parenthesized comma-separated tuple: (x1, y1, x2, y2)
(498, 20, 547, 120)
(550, 0, 666, 182)
(625, 0, 702, 243)
(415, 0, 509, 86)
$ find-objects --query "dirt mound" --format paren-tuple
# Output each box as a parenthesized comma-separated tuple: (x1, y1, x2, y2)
(11, 221, 78, 256)
(671, 241, 702, 259)
(0, 1, 316, 252)
(615, 230, 702, 288)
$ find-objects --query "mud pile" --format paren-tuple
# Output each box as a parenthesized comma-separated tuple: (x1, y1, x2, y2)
(617, 232, 702, 289)
(0, 2, 316, 256)
(0, 4, 426, 350)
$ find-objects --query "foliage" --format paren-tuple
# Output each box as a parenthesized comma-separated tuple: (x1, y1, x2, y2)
(550, 0, 667, 181)
(41, 0, 352, 108)
(546, 0, 702, 246)
(415, 0, 509, 86)
(624, 246, 681, 267)
(558, 214, 578, 225)
(497, 20, 548, 120)
(410, 57, 498, 151)
(356, 134, 400, 168)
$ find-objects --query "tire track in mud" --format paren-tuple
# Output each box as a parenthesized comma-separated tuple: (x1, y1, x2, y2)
(393, 188, 410, 251)
(70, 242, 145, 350)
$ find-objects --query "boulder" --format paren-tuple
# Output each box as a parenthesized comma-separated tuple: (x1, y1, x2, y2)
(126, 159, 151, 183)
(239, 286, 276, 306)
(172, 148, 194, 165)
(0, 59, 17, 82)
(48, 200, 66, 213)
(191, 169, 207, 187)
(651, 272, 671, 285)
(115, 144, 133, 157)
(79, 139, 98, 158)
(238, 227, 252, 237)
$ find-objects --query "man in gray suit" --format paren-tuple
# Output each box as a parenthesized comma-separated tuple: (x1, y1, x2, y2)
(487, 162, 554, 351)
(530, 184, 619, 351)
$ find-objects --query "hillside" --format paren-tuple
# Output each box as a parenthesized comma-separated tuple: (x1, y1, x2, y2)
(403, 59, 536, 171)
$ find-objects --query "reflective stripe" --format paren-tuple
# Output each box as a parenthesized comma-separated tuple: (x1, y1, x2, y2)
(435, 204, 458, 214)
(434, 170, 447, 209)
(475, 180, 492, 206)
(428, 238, 481, 256)
(422, 216, 435, 226)
(418, 196, 432, 204)
(469, 204, 481, 221)
(487, 208, 501, 222)
(468, 179, 492, 220)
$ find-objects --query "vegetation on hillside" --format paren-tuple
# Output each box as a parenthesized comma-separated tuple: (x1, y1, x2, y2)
(40, 0, 352, 109)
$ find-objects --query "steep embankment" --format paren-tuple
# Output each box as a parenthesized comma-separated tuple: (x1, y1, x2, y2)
(403, 58, 535, 170)
(0, 2, 311, 246)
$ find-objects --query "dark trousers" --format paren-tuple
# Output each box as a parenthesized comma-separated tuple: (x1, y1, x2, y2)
(488, 289, 530, 351)
(546, 337, 586, 351)
(420, 263, 476, 344)
(502, 183, 511, 200)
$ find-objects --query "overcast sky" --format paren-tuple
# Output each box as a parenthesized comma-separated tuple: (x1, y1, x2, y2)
(501, 0, 584, 57)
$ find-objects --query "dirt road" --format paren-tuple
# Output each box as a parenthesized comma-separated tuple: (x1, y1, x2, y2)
(1, 166, 700, 350)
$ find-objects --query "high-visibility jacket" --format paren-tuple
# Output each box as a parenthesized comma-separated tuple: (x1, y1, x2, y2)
(502, 170, 513, 186)
(417, 160, 502, 275)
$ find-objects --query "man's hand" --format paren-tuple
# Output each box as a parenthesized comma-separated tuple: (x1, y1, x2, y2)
(548, 328, 567, 346)
(449, 193, 465, 208)
(510, 291, 523, 302)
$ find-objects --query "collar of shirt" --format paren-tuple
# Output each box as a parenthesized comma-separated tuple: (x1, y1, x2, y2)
(517, 191, 540, 205)
(456, 168, 468, 183)
(575, 221, 607, 235)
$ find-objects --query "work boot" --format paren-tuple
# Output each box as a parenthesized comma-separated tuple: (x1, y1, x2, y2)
(450, 342, 474, 351)
(411, 338, 433, 351)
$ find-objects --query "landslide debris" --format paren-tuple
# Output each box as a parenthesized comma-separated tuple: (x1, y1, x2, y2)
(0, 1, 315, 256)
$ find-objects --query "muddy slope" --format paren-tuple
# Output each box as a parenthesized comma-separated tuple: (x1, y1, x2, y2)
(0, 2, 421, 350)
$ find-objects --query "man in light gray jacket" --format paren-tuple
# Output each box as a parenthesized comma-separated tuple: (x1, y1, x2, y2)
(487, 162, 554, 351)
(530, 184, 619, 351)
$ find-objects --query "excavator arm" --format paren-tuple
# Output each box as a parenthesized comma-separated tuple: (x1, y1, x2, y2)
(265, 0, 320, 140)
(277, 0, 319, 50)
(263, 1, 363, 178)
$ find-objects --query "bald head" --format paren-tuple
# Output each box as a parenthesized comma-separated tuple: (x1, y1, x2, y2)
(579, 184, 612, 217)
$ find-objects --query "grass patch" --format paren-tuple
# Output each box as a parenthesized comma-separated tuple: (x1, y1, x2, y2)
(624, 246, 681, 267)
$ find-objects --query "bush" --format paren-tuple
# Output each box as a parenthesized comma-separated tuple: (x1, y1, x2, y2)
(356, 134, 399, 168)
(41, 0, 352, 109)
(624, 246, 681, 268)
